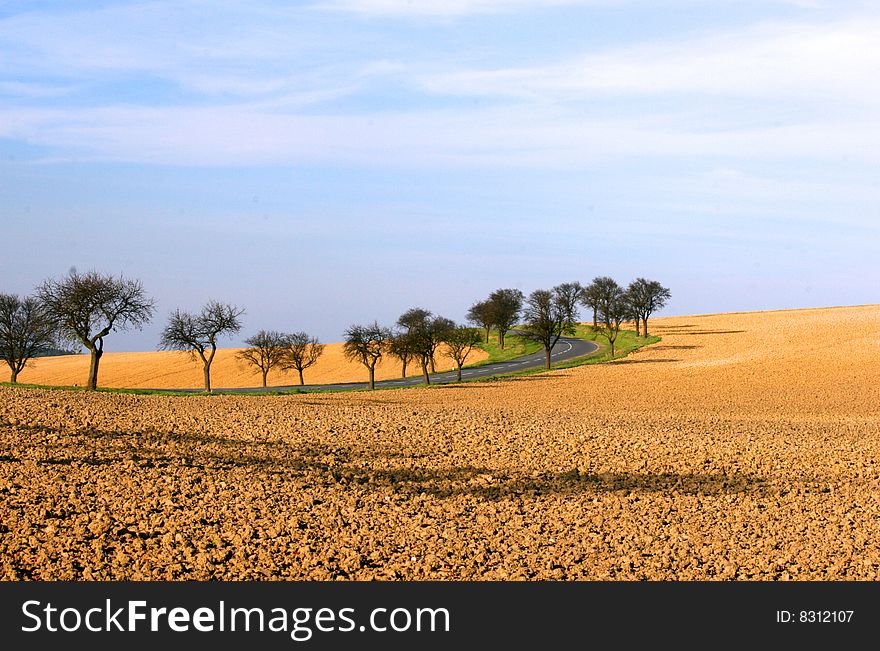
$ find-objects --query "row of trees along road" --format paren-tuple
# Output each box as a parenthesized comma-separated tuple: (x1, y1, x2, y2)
(344, 309, 483, 389)
(0, 269, 324, 392)
(236, 330, 325, 388)
(2, 269, 669, 391)
(465, 279, 669, 370)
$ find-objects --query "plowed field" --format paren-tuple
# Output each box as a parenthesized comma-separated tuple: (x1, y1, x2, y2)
(2, 305, 878, 580)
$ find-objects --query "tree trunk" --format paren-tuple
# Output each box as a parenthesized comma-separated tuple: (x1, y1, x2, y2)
(643, 316, 649, 338)
(545, 347, 551, 369)
(368, 365, 375, 390)
(262, 369, 268, 388)
(429, 355, 436, 373)
(592, 307, 597, 328)
(202, 345, 216, 393)
(87, 348, 102, 390)
(499, 330, 505, 350)
(610, 341, 616, 357)
(10, 367, 18, 384)
(422, 361, 430, 385)
(456, 363, 462, 382)
(298, 369, 305, 385)
(401, 359, 407, 379)
(484, 327, 490, 343)
(634, 317, 641, 337)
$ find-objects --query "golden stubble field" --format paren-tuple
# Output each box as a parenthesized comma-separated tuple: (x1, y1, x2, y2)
(1, 305, 879, 580)
(14, 343, 488, 389)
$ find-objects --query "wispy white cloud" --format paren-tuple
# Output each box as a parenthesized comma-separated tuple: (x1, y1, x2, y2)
(1, 0, 878, 173)
(313, 0, 610, 17)
(2, 102, 879, 168)
(315, 0, 833, 17)
(418, 17, 880, 105)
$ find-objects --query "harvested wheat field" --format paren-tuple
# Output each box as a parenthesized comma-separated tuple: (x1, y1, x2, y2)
(15, 344, 487, 389)
(1, 304, 879, 580)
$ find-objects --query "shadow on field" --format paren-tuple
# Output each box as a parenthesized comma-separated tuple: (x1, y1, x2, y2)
(5, 420, 773, 500)
(611, 358, 679, 365)
(650, 345, 702, 351)
(359, 467, 771, 499)
(679, 330, 746, 335)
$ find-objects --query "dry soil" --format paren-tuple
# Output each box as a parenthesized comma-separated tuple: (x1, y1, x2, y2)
(1, 305, 879, 580)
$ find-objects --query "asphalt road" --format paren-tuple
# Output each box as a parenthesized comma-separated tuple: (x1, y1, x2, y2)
(208, 334, 599, 394)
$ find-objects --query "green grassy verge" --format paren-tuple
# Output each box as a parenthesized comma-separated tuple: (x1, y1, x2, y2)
(1, 325, 661, 396)
(565, 324, 661, 367)
(470, 330, 543, 366)
(469, 325, 660, 382)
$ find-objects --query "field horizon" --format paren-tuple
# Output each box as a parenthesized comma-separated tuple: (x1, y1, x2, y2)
(2, 303, 879, 580)
(16, 302, 877, 390)
(14, 340, 491, 390)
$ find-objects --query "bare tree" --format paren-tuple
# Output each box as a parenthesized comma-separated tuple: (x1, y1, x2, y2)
(487, 288, 524, 350)
(397, 308, 452, 373)
(403, 315, 455, 385)
(627, 278, 671, 338)
(466, 300, 494, 344)
(282, 331, 325, 386)
(397, 308, 432, 333)
(582, 276, 622, 331)
(159, 301, 244, 392)
(237, 330, 288, 388)
(520, 283, 581, 369)
(343, 322, 390, 390)
(0, 293, 57, 384)
(580, 280, 602, 328)
(593, 286, 629, 357)
(442, 325, 482, 382)
(387, 330, 417, 379)
(37, 270, 155, 390)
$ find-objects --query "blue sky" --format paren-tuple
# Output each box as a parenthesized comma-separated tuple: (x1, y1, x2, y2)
(1, 0, 878, 351)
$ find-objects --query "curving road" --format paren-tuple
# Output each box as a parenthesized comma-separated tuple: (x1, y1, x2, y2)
(208, 334, 598, 394)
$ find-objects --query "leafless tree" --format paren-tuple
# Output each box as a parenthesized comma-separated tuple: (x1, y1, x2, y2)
(466, 300, 494, 344)
(593, 287, 629, 357)
(237, 330, 288, 388)
(37, 270, 155, 390)
(442, 325, 482, 382)
(520, 283, 581, 369)
(387, 330, 417, 379)
(282, 331, 325, 386)
(342, 321, 391, 390)
(487, 288, 524, 350)
(159, 301, 244, 392)
(580, 281, 601, 328)
(397, 308, 452, 373)
(626, 278, 671, 337)
(0, 293, 57, 384)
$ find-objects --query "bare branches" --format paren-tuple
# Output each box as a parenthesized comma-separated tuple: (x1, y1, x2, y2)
(36, 270, 154, 389)
(520, 282, 582, 369)
(592, 283, 628, 357)
(343, 321, 391, 389)
(0, 293, 57, 383)
(160, 301, 244, 392)
(387, 330, 417, 379)
(466, 300, 494, 344)
(282, 331, 325, 386)
(487, 288, 523, 350)
(237, 330, 289, 388)
(442, 325, 482, 382)
(626, 278, 671, 337)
